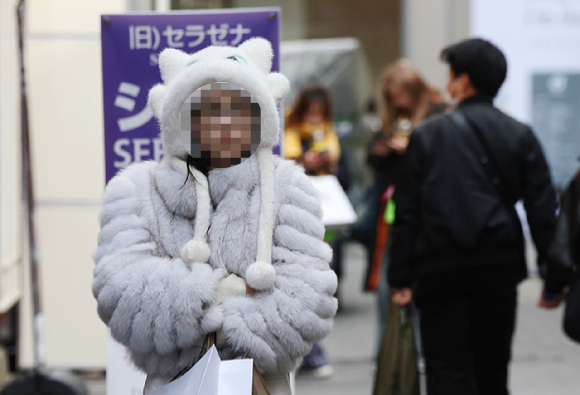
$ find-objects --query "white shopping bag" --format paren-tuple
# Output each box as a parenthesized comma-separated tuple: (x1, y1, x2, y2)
(218, 359, 254, 395)
(107, 331, 146, 395)
(308, 175, 358, 229)
(148, 345, 253, 395)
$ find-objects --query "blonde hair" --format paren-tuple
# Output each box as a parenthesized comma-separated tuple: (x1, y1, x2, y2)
(376, 59, 432, 135)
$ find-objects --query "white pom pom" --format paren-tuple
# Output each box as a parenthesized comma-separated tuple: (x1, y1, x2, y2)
(245, 261, 276, 290)
(181, 239, 211, 263)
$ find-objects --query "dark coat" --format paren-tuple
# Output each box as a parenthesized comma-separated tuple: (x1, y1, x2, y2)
(388, 96, 558, 288)
(545, 170, 580, 342)
(545, 170, 580, 293)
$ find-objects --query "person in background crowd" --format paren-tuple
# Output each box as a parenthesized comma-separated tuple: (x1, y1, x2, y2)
(541, 169, 579, 342)
(284, 85, 341, 176)
(284, 84, 340, 379)
(365, 60, 445, 351)
(389, 38, 558, 395)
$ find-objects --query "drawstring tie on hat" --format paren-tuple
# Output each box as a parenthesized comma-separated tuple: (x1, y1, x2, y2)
(181, 146, 276, 290)
(181, 166, 211, 264)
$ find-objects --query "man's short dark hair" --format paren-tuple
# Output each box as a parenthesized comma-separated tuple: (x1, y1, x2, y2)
(441, 38, 507, 98)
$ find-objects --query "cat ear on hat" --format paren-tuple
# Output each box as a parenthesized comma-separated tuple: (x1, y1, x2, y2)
(237, 38, 290, 103)
(238, 37, 273, 74)
(159, 47, 190, 84)
(149, 48, 189, 118)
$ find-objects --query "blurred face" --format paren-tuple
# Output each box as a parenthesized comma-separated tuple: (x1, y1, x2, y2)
(447, 69, 460, 100)
(386, 83, 413, 113)
(446, 69, 474, 102)
(180, 82, 261, 169)
(303, 102, 326, 125)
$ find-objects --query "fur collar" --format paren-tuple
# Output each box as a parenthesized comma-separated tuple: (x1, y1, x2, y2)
(154, 154, 267, 217)
(208, 155, 260, 204)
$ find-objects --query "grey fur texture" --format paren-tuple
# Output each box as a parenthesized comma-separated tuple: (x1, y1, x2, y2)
(92, 154, 338, 377)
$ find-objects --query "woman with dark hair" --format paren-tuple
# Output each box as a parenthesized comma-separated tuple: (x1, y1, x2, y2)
(282, 85, 342, 379)
(284, 85, 341, 176)
(92, 39, 338, 395)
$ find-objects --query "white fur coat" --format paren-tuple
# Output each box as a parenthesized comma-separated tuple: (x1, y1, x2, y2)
(92, 152, 338, 377)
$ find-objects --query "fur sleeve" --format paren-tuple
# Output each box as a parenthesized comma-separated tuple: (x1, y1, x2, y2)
(92, 163, 225, 376)
(220, 161, 338, 374)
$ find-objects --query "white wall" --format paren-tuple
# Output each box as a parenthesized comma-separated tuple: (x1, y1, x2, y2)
(232, 0, 306, 40)
(18, 0, 128, 369)
(402, 0, 469, 90)
(0, 0, 22, 314)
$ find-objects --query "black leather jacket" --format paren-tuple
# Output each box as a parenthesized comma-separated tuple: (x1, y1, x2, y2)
(389, 96, 558, 287)
(545, 171, 580, 293)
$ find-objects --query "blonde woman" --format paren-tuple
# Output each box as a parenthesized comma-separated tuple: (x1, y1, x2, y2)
(364, 60, 445, 349)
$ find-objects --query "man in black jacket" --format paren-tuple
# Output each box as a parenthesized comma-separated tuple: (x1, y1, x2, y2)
(388, 38, 559, 395)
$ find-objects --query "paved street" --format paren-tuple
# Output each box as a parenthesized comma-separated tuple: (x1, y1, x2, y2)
(297, 244, 580, 395)
(85, 243, 580, 395)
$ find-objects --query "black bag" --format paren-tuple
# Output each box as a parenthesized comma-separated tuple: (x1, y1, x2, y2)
(373, 291, 420, 395)
(350, 182, 384, 247)
(546, 171, 580, 342)
(562, 173, 580, 342)
(564, 272, 580, 342)
(449, 111, 527, 281)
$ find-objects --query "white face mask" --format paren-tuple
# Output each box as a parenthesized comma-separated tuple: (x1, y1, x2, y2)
(445, 77, 461, 109)
(444, 90, 460, 109)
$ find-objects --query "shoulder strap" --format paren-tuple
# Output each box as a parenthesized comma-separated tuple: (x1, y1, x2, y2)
(449, 111, 513, 205)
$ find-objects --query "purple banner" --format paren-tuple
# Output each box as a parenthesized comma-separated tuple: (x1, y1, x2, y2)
(101, 8, 281, 183)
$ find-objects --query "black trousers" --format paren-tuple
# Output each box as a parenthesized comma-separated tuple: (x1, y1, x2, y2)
(415, 264, 518, 395)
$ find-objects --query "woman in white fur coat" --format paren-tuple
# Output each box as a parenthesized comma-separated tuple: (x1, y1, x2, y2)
(92, 38, 338, 394)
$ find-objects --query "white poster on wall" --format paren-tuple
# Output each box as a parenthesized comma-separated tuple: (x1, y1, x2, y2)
(470, 0, 580, 190)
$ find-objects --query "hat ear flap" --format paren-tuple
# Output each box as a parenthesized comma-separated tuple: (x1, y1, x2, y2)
(267, 73, 290, 103)
(148, 84, 166, 118)
(238, 37, 273, 74)
(159, 47, 190, 83)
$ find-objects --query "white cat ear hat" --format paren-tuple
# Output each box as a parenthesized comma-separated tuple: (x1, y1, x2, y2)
(147, 38, 290, 290)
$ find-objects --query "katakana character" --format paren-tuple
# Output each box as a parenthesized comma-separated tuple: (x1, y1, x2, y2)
(229, 23, 251, 45)
(163, 25, 185, 48)
(185, 25, 205, 48)
(206, 23, 229, 46)
(115, 82, 154, 132)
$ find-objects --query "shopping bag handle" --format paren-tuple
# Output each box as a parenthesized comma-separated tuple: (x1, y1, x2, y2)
(171, 332, 217, 382)
(251, 363, 272, 395)
(171, 333, 273, 395)
(243, 353, 272, 395)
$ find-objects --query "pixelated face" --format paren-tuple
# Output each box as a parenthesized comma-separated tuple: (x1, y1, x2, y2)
(180, 82, 261, 169)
